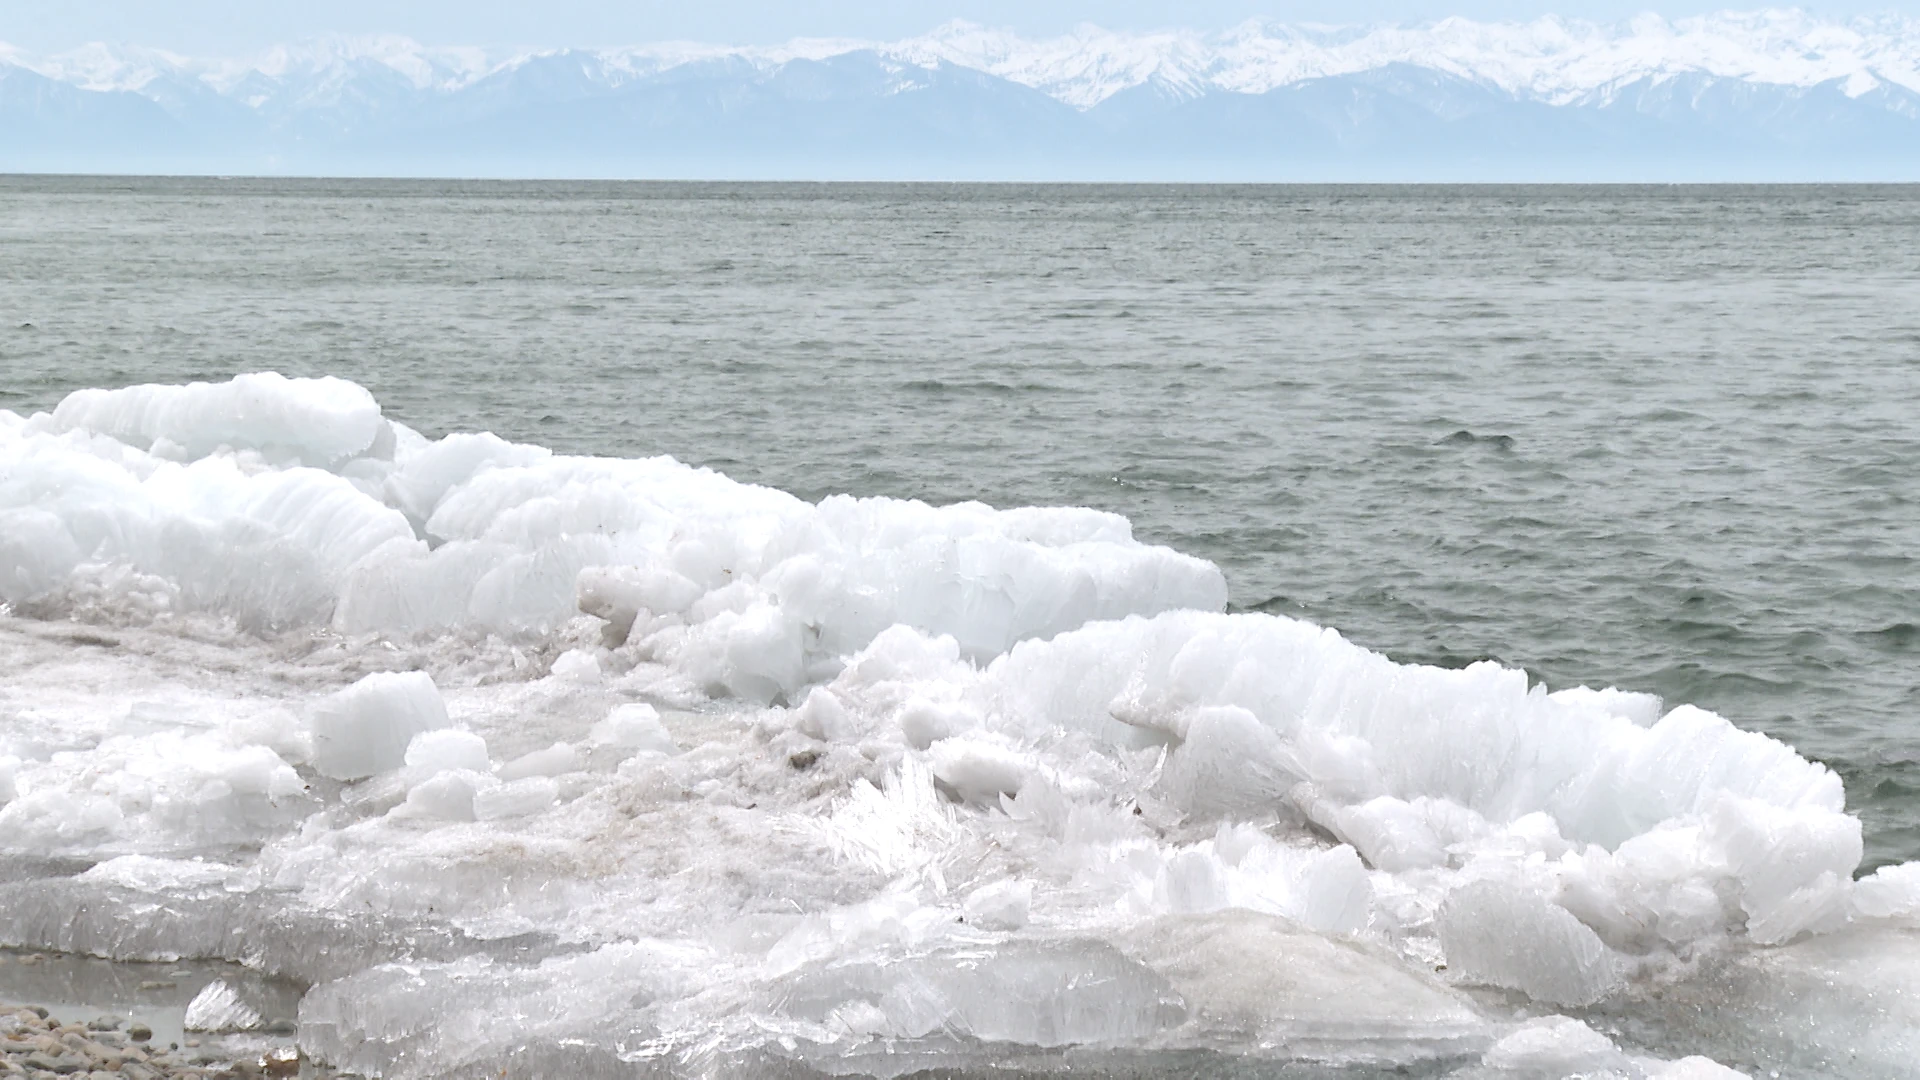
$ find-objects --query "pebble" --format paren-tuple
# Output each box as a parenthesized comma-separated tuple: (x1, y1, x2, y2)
(1, 1002, 297, 1080)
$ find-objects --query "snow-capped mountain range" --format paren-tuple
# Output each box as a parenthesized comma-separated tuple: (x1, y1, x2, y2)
(4, 10, 1918, 179)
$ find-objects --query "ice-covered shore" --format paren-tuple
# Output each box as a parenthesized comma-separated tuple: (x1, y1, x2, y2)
(1, 375, 1915, 1078)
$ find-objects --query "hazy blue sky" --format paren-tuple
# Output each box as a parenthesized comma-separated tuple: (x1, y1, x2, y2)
(2, 1, 1914, 52)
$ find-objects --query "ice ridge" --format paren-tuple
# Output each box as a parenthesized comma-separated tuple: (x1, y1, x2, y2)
(2, 375, 1224, 685)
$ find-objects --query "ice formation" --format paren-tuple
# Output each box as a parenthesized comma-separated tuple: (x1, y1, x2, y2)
(309, 671, 452, 781)
(3, 374, 1917, 1079)
(183, 979, 264, 1033)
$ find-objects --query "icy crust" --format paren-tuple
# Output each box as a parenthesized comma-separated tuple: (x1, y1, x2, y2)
(2, 611, 1902, 1076)
(2, 376, 1225, 696)
(0, 640, 317, 861)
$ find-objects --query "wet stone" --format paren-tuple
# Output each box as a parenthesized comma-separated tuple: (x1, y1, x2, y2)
(22, 1050, 82, 1074)
(1, 1004, 269, 1080)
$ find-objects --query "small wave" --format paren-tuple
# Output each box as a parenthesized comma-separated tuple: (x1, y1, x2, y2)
(1439, 429, 1516, 450)
(1227, 594, 1297, 616)
(1860, 622, 1919, 650)
(900, 378, 1039, 395)
(1633, 407, 1704, 423)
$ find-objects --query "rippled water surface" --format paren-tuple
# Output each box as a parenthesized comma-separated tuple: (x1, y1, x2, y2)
(4, 176, 1917, 866)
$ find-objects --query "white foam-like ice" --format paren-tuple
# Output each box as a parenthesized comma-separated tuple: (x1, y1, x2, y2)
(308, 671, 452, 781)
(1, 374, 1914, 1078)
(0, 720, 311, 857)
(1474, 1016, 1749, 1078)
(48, 373, 390, 466)
(5, 373, 1224, 693)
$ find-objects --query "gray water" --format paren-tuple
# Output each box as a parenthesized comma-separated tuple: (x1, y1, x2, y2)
(3, 176, 1917, 868)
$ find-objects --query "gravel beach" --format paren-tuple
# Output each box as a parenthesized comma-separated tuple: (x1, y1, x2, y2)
(1, 1004, 296, 1079)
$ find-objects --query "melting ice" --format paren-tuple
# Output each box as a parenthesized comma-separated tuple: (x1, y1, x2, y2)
(0, 375, 1915, 1078)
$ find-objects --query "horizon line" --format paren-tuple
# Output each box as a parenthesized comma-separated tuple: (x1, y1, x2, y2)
(8, 172, 1920, 186)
